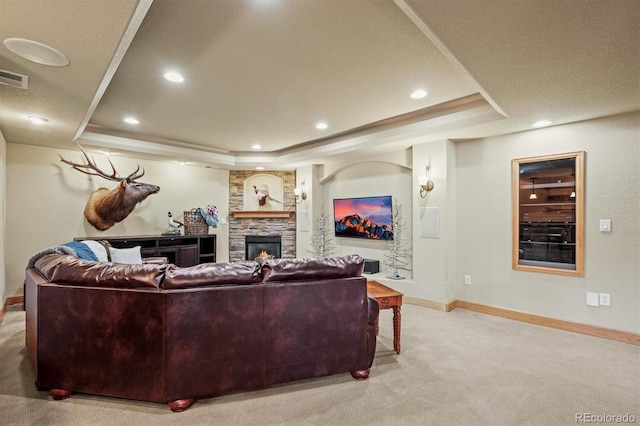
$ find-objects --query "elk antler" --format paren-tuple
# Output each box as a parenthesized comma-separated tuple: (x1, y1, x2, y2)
(59, 145, 145, 182)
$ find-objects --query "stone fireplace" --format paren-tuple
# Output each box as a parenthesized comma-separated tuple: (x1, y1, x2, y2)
(228, 170, 296, 262)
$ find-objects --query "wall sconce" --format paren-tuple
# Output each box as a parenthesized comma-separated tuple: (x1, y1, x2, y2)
(294, 180, 307, 204)
(529, 178, 538, 200)
(418, 166, 434, 198)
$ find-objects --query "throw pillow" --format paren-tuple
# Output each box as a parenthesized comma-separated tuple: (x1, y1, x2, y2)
(61, 241, 98, 262)
(109, 246, 143, 264)
(98, 240, 113, 262)
(80, 240, 109, 262)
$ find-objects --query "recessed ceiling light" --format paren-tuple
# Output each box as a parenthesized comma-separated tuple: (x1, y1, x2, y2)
(251, 144, 262, 150)
(164, 71, 184, 83)
(315, 122, 328, 130)
(4, 38, 70, 66)
(532, 120, 552, 128)
(256, 166, 265, 170)
(124, 117, 139, 125)
(27, 115, 48, 125)
(410, 89, 427, 99)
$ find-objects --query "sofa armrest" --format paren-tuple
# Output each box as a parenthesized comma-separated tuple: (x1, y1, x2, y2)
(366, 295, 379, 368)
(367, 295, 380, 325)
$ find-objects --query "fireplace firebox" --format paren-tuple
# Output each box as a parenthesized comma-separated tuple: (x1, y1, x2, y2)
(245, 236, 282, 260)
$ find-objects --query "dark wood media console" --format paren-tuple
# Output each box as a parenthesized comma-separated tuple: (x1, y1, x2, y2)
(76, 234, 216, 267)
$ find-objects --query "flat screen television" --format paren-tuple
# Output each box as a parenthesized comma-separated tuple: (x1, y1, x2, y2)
(333, 195, 393, 240)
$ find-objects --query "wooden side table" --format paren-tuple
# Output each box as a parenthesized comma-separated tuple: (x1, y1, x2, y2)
(366, 280, 403, 354)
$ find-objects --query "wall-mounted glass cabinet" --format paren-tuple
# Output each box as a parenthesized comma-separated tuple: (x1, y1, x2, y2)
(512, 151, 585, 276)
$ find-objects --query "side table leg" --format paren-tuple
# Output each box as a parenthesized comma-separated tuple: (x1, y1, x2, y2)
(392, 306, 401, 354)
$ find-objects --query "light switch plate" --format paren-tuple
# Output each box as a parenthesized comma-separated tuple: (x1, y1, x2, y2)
(586, 292, 599, 307)
(599, 219, 612, 232)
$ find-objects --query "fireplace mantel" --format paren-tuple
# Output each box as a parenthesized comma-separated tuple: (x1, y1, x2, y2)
(230, 210, 294, 219)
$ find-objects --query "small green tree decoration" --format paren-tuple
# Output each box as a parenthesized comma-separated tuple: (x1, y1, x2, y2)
(308, 209, 336, 258)
(384, 199, 412, 279)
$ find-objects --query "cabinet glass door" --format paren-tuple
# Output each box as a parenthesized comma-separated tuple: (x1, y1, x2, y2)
(512, 151, 584, 276)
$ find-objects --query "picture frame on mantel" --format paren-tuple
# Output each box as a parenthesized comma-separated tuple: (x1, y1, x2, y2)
(243, 174, 285, 211)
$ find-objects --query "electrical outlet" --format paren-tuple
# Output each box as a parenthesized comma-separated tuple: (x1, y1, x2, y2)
(586, 292, 599, 307)
(599, 293, 611, 306)
(464, 275, 471, 285)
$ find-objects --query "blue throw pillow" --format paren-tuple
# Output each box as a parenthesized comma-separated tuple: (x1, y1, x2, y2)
(62, 241, 98, 262)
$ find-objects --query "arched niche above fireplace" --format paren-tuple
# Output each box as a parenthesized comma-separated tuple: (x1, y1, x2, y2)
(243, 174, 284, 211)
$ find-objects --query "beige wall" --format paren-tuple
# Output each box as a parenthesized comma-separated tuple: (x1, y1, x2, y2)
(5, 143, 230, 296)
(409, 139, 458, 303)
(0, 131, 6, 303)
(298, 111, 638, 334)
(455, 112, 639, 333)
(294, 164, 315, 258)
(5, 111, 638, 333)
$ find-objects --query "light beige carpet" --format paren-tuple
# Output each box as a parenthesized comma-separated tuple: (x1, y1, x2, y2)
(0, 303, 638, 426)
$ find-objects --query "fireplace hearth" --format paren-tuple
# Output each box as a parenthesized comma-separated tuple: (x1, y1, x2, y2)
(245, 236, 282, 260)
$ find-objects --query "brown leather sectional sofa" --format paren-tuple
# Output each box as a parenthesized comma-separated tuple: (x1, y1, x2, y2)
(25, 253, 379, 411)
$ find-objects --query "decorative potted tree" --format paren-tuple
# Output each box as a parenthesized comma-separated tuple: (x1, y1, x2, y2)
(384, 200, 412, 279)
(308, 209, 336, 258)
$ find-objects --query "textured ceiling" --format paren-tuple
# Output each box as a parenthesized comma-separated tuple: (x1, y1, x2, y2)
(0, 0, 145, 149)
(0, 0, 638, 169)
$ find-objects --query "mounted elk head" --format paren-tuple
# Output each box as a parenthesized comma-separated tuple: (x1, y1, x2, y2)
(59, 146, 160, 231)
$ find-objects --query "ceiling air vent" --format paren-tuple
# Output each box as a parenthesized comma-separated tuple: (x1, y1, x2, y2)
(0, 69, 28, 89)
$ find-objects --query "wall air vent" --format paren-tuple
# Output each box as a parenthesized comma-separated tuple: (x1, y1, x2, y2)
(0, 69, 28, 89)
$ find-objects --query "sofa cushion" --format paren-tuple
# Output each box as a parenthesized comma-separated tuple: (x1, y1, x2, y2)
(80, 240, 110, 262)
(261, 254, 364, 282)
(36, 255, 164, 289)
(163, 261, 262, 289)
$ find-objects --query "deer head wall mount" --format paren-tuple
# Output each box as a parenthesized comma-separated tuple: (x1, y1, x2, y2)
(59, 146, 160, 231)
